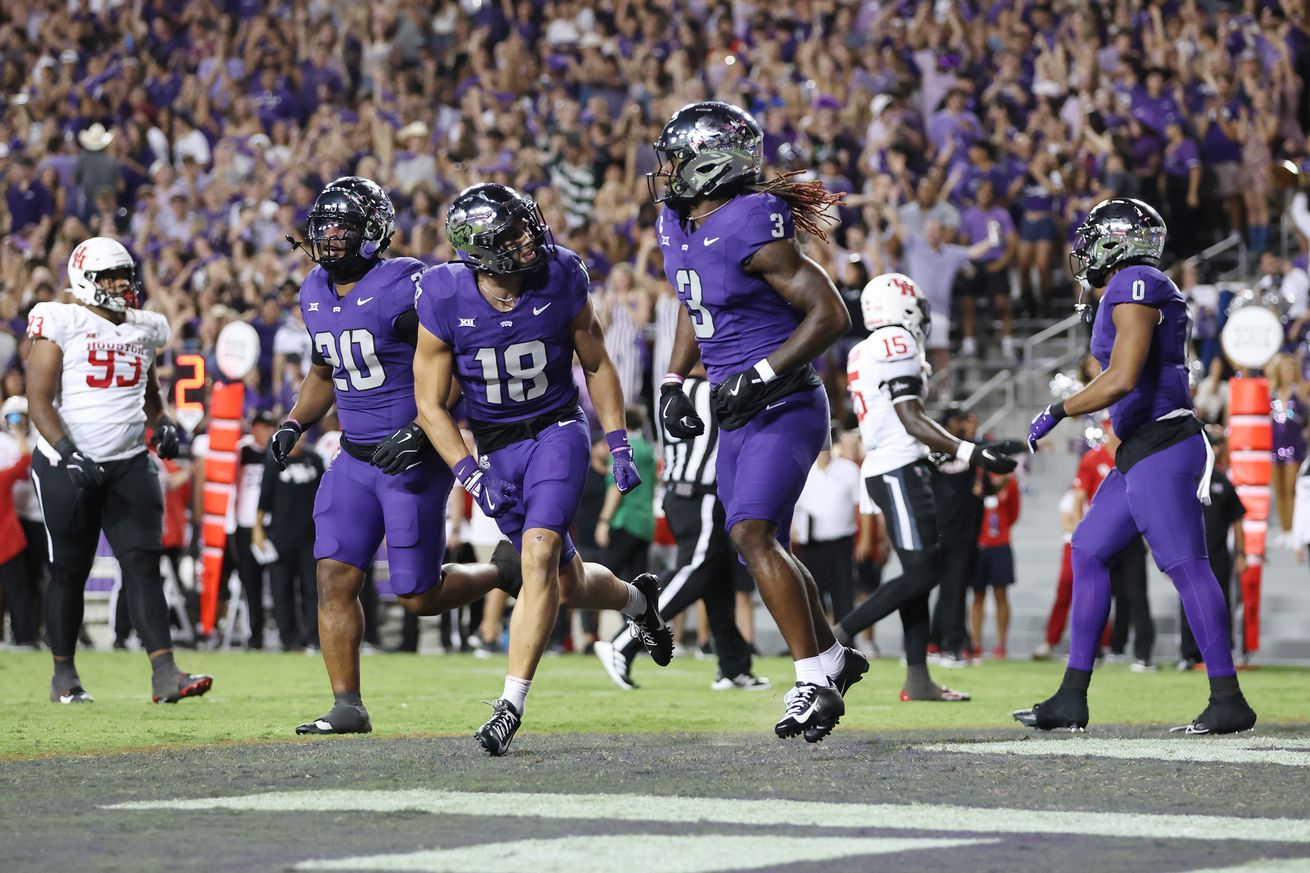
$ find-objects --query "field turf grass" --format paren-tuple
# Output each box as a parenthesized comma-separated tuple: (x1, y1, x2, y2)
(1, 649, 1306, 760)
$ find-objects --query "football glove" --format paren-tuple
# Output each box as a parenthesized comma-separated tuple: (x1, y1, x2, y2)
(55, 436, 105, 488)
(1027, 402, 1067, 453)
(454, 456, 518, 519)
(974, 442, 1019, 475)
(606, 429, 642, 494)
(269, 419, 302, 470)
(659, 381, 704, 439)
(371, 422, 428, 475)
(711, 366, 769, 423)
(151, 416, 180, 460)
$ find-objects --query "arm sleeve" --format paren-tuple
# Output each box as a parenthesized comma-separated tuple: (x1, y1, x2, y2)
(886, 372, 925, 404)
(735, 193, 795, 263)
(392, 308, 420, 347)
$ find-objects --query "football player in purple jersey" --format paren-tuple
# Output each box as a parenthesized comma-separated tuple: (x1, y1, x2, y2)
(413, 183, 672, 756)
(277, 177, 519, 736)
(651, 101, 867, 742)
(1020, 198, 1256, 734)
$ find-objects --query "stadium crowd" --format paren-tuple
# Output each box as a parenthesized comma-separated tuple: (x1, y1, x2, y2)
(2, 0, 1310, 655)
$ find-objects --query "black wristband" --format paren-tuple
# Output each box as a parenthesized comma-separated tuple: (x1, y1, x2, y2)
(1050, 401, 1067, 422)
(54, 436, 78, 460)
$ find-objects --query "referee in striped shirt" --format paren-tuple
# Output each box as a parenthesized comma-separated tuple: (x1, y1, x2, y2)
(594, 369, 765, 691)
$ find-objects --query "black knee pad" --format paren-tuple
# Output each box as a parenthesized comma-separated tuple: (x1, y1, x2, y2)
(490, 540, 522, 597)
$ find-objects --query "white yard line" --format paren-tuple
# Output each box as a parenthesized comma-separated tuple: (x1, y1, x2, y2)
(920, 736, 1310, 767)
(107, 789, 1310, 843)
(293, 835, 993, 873)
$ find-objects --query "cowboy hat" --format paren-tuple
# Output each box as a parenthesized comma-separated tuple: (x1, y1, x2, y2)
(77, 123, 113, 151)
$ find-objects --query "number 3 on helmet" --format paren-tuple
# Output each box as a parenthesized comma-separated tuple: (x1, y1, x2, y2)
(860, 272, 931, 347)
(68, 237, 139, 313)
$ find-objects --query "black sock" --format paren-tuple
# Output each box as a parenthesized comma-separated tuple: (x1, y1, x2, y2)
(1059, 667, 1092, 694)
(53, 658, 80, 687)
(150, 651, 178, 678)
(334, 691, 364, 708)
(1209, 674, 1241, 699)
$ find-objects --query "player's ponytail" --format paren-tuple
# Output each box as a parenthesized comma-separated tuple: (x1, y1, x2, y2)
(748, 171, 844, 241)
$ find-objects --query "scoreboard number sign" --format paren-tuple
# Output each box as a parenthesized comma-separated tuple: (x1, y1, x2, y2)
(173, 354, 206, 435)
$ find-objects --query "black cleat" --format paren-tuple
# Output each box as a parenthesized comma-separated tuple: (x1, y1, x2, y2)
(1013, 687, 1089, 731)
(153, 672, 213, 704)
(828, 646, 870, 696)
(594, 640, 637, 690)
(628, 573, 674, 667)
(474, 698, 521, 756)
(1171, 693, 1258, 735)
(296, 702, 372, 735)
(50, 685, 94, 704)
(774, 682, 845, 743)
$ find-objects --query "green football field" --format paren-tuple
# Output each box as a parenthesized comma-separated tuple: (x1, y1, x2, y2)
(1, 649, 1307, 760)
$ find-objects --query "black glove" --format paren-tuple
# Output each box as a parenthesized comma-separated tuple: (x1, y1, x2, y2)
(984, 439, 1027, 458)
(151, 416, 179, 460)
(974, 442, 1019, 475)
(268, 419, 302, 470)
(659, 381, 704, 439)
(55, 436, 105, 488)
(711, 366, 771, 424)
(371, 422, 428, 475)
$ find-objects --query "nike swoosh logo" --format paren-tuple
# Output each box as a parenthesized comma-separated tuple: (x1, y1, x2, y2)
(533, 303, 552, 315)
(313, 720, 333, 731)
(729, 385, 740, 397)
(765, 401, 787, 411)
(357, 297, 374, 306)
(557, 420, 574, 427)
(703, 237, 720, 246)
(396, 433, 411, 443)
(794, 702, 818, 724)
(486, 499, 496, 511)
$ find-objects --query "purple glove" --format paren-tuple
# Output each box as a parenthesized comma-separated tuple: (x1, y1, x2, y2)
(1027, 402, 1067, 453)
(606, 429, 642, 494)
(453, 456, 518, 519)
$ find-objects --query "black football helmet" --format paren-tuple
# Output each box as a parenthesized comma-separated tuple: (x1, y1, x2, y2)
(648, 101, 763, 210)
(1070, 198, 1167, 290)
(300, 176, 395, 281)
(445, 183, 553, 275)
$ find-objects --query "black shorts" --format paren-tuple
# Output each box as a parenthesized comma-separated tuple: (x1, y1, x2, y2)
(971, 544, 1015, 591)
(863, 460, 939, 555)
(31, 450, 163, 568)
(965, 265, 1009, 299)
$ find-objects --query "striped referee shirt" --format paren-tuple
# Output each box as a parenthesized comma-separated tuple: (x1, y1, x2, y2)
(661, 377, 718, 487)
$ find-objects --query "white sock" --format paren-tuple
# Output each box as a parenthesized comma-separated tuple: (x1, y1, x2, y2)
(502, 675, 531, 715)
(620, 581, 647, 617)
(794, 655, 829, 687)
(818, 640, 846, 679)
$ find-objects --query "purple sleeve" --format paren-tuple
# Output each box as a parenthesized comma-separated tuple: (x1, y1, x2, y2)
(388, 259, 426, 327)
(415, 268, 452, 343)
(734, 193, 794, 263)
(565, 251, 592, 320)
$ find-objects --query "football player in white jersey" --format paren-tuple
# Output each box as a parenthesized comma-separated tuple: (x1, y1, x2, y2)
(25, 237, 213, 705)
(838, 273, 1021, 701)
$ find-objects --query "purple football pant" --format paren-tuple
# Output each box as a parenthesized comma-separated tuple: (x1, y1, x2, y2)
(313, 450, 454, 596)
(1069, 433, 1235, 677)
(486, 410, 588, 564)
(717, 385, 830, 545)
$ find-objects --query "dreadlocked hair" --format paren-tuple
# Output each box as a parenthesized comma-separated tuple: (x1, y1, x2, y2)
(748, 171, 845, 241)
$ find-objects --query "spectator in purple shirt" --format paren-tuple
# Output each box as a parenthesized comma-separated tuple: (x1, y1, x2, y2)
(1131, 68, 1184, 136)
(5, 157, 54, 241)
(249, 294, 285, 389)
(928, 88, 983, 167)
(958, 180, 1018, 360)
(1162, 121, 1204, 260)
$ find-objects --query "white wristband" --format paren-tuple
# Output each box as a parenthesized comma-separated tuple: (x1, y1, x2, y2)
(662, 372, 685, 386)
(955, 440, 975, 464)
(754, 359, 777, 384)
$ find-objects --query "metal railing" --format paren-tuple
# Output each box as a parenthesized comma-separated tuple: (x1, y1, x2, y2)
(958, 368, 1016, 435)
(1019, 313, 1084, 410)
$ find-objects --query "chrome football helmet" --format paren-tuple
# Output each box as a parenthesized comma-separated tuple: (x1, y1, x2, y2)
(648, 101, 763, 210)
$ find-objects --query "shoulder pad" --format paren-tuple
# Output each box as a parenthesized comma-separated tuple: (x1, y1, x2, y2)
(867, 325, 921, 362)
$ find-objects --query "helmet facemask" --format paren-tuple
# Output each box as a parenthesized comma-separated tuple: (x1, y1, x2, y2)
(88, 265, 139, 312)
